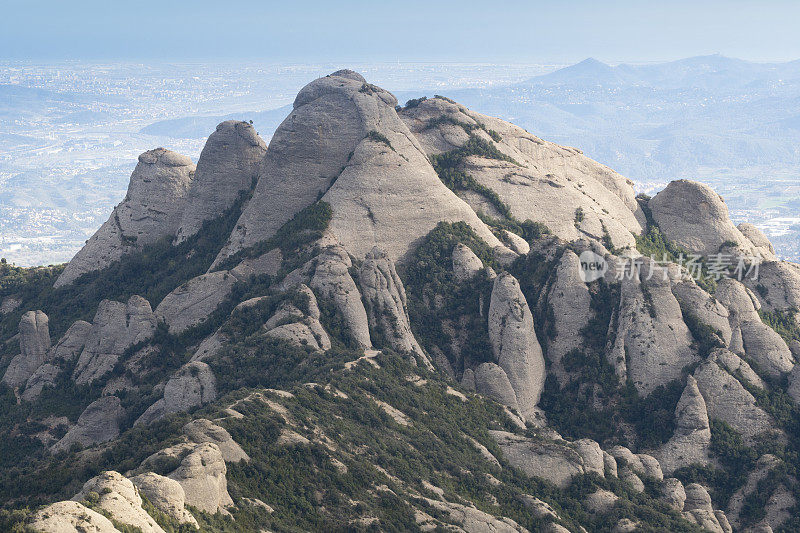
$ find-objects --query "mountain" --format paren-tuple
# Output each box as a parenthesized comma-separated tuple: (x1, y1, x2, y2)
(2, 70, 800, 532)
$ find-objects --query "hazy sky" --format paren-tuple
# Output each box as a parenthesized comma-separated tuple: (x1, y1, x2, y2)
(2, 0, 800, 63)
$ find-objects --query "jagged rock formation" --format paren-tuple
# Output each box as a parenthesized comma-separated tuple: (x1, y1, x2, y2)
(726, 454, 796, 531)
(744, 260, 800, 311)
(175, 120, 267, 242)
(136, 361, 216, 426)
(452, 242, 484, 282)
(715, 278, 795, 376)
(144, 442, 233, 514)
(400, 96, 645, 252)
(56, 148, 195, 287)
(2, 310, 50, 387)
(20, 319, 91, 401)
(263, 285, 331, 352)
(671, 280, 732, 346)
(737, 222, 776, 260)
(693, 350, 776, 443)
(487, 273, 546, 420)
(213, 69, 504, 267)
(30, 500, 119, 532)
(649, 179, 760, 256)
(155, 271, 239, 334)
(182, 418, 249, 463)
(72, 471, 166, 533)
(653, 376, 711, 474)
(545, 250, 592, 385)
(309, 245, 372, 348)
(608, 261, 698, 394)
(131, 473, 199, 527)
(73, 296, 157, 384)
(51, 396, 126, 453)
(490, 430, 598, 488)
(683, 483, 731, 533)
(358, 247, 427, 363)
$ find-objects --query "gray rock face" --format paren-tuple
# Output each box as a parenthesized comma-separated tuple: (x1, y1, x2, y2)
(155, 271, 238, 335)
(2, 310, 50, 387)
(683, 483, 729, 533)
(584, 489, 618, 514)
(744, 260, 800, 311)
(52, 396, 125, 453)
(214, 70, 503, 268)
(727, 455, 795, 532)
(649, 180, 756, 256)
(401, 97, 644, 252)
(30, 500, 119, 533)
(608, 262, 698, 395)
(310, 245, 372, 349)
(419, 496, 529, 533)
(50, 320, 93, 362)
(452, 243, 484, 282)
(56, 148, 195, 287)
(183, 418, 249, 463)
(358, 247, 427, 362)
(546, 250, 592, 385)
(671, 281, 732, 346)
(489, 430, 596, 488)
(474, 363, 521, 413)
(789, 366, 800, 403)
(136, 362, 216, 426)
(693, 350, 776, 443)
(661, 478, 687, 511)
(262, 284, 331, 352)
(167, 442, 233, 514)
(73, 296, 157, 384)
(488, 273, 546, 420)
(737, 223, 776, 260)
(73, 471, 166, 533)
(175, 120, 267, 243)
(654, 376, 711, 474)
(21, 363, 61, 402)
(131, 472, 199, 527)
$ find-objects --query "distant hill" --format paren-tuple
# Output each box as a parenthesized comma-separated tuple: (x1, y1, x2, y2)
(140, 105, 292, 139)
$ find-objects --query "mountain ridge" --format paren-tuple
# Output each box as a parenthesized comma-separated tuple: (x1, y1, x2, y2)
(2, 70, 800, 533)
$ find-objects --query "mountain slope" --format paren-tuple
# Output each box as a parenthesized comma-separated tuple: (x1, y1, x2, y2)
(2, 70, 800, 533)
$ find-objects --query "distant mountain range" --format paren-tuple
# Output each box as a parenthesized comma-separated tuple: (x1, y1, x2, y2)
(145, 55, 800, 186)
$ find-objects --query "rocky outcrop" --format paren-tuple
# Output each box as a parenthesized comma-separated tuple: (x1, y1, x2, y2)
(136, 362, 216, 426)
(73, 471, 166, 533)
(488, 273, 546, 420)
(183, 418, 249, 463)
(671, 281, 732, 346)
(716, 279, 795, 377)
(175, 120, 266, 242)
(358, 247, 427, 362)
(661, 478, 687, 511)
(73, 296, 157, 384)
(452, 243, 484, 282)
(490, 431, 602, 488)
(2, 310, 50, 388)
(683, 483, 730, 533)
(654, 376, 711, 474)
(52, 396, 126, 453)
(545, 250, 592, 385)
(400, 96, 644, 252)
(30, 500, 119, 532)
(131, 472, 199, 527)
(608, 261, 698, 395)
(744, 260, 800, 311)
(21, 363, 61, 402)
(310, 245, 371, 348)
(474, 363, 521, 413)
(419, 496, 529, 533)
(155, 271, 238, 335)
(146, 442, 233, 514)
(584, 489, 618, 514)
(693, 350, 776, 443)
(56, 148, 195, 287)
(264, 289, 331, 352)
(214, 70, 503, 267)
(727, 455, 795, 531)
(737, 223, 776, 260)
(649, 180, 757, 256)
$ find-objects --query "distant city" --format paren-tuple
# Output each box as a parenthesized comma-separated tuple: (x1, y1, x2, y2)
(1, 57, 799, 265)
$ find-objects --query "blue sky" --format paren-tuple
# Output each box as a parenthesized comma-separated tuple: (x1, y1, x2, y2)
(2, 0, 800, 63)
